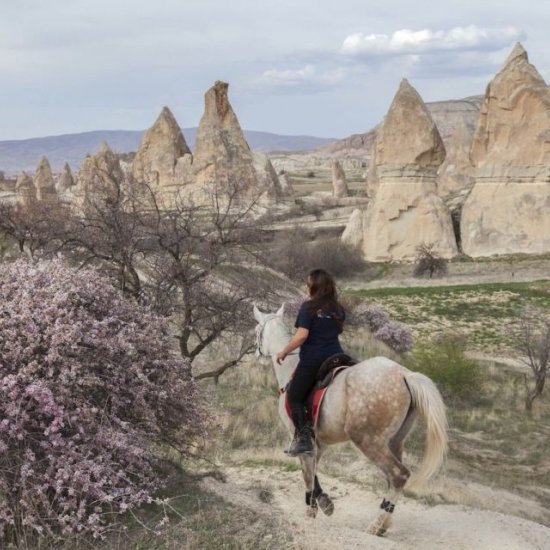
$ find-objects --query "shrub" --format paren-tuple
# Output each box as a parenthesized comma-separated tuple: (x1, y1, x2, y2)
(405, 335, 484, 402)
(306, 171, 315, 178)
(413, 243, 448, 279)
(0, 260, 206, 545)
(268, 230, 365, 281)
(350, 302, 413, 353)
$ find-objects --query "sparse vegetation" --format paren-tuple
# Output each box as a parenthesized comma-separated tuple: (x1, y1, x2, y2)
(268, 227, 365, 280)
(516, 313, 550, 411)
(405, 335, 485, 403)
(413, 243, 448, 279)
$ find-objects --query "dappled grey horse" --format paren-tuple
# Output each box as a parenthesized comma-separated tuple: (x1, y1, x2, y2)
(254, 304, 448, 536)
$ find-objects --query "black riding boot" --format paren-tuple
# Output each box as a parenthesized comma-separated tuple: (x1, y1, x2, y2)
(287, 406, 314, 456)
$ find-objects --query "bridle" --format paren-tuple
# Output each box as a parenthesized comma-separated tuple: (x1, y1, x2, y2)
(255, 314, 279, 358)
(255, 313, 298, 359)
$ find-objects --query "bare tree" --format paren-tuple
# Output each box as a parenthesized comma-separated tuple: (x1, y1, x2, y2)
(517, 314, 550, 411)
(413, 243, 448, 279)
(50, 166, 281, 381)
(0, 200, 68, 259)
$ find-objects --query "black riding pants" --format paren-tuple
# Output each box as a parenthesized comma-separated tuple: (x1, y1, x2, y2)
(287, 362, 321, 429)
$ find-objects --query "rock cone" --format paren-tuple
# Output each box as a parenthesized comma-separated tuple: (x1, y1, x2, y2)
(15, 171, 36, 207)
(461, 43, 550, 256)
(34, 157, 58, 203)
(132, 106, 193, 193)
(73, 143, 124, 207)
(343, 79, 457, 261)
(193, 81, 258, 190)
(332, 160, 349, 198)
(56, 162, 75, 194)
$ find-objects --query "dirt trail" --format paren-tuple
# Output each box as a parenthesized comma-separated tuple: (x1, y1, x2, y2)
(202, 465, 550, 550)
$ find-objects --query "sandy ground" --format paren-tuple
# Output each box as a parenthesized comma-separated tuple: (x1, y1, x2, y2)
(202, 465, 550, 550)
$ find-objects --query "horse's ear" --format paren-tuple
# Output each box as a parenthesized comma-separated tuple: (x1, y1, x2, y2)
(276, 303, 285, 317)
(253, 304, 264, 323)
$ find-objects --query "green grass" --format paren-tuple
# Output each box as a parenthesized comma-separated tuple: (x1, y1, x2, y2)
(346, 280, 550, 352)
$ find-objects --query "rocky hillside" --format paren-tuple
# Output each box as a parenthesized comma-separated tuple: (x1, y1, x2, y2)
(271, 95, 484, 173)
(0, 128, 336, 176)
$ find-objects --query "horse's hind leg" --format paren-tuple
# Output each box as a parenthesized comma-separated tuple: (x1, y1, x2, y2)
(298, 445, 334, 518)
(350, 436, 410, 536)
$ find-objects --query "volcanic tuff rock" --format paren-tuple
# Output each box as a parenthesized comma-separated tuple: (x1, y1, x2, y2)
(73, 143, 125, 207)
(34, 157, 58, 203)
(15, 171, 36, 206)
(252, 152, 284, 201)
(56, 162, 75, 195)
(343, 79, 457, 261)
(331, 160, 349, 198)
(193, 81, 259, 190)
(461, 43, 550, 256)
(132, 106, 193, 191)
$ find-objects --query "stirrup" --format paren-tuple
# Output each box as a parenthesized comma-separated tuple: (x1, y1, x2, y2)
(285, 428, 314, 456)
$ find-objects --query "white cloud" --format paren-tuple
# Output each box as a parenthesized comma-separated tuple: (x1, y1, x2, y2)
(341, 25, 524, 57)
(253, 65, 347, 90)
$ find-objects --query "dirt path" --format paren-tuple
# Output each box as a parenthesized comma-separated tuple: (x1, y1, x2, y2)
(202, 465, 550, 549)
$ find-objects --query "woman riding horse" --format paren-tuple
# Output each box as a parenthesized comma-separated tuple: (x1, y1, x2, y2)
(276, 269, 346, 455)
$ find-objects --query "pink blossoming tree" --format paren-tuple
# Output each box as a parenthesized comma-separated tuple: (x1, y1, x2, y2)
(0, 260, 206, 546)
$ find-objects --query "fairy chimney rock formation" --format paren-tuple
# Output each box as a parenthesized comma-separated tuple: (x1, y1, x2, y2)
(252, 152, 284, 201)
(73, 143, 124, 207)
(34, 157, 58, 203)
(343, 79, 457, 261)
(193, 81, 259, 190)
(461, 43, 550, 256)
(331, 160, 349, 197)
(132, 106, 194, 193)
(56, 162, 75, 195)
(15, 171, 36, 206)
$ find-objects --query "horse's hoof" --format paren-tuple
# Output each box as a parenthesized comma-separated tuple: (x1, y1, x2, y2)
(305, 504, 318, 518)
(317, 493, 334, 516)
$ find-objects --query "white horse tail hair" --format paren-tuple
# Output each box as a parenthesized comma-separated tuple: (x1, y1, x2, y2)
(404, 371, 448, 491)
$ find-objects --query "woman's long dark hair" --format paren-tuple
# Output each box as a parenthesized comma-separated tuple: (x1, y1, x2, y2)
(306, 269, 345, 329)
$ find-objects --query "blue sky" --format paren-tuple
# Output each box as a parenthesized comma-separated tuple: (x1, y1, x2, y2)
(1, 0, 548, 139)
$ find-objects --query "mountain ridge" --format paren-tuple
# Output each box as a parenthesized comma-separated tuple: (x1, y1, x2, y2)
(0, 128, 337, 176)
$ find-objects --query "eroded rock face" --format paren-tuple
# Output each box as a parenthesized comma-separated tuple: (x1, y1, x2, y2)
(193, 81, 258, 190)
(34, 157, 58, 203)
(15, 171, 36, 206)
(73, 143, 125, 206)
(461, 43, 550, 257)
(331, 160, 349, 198)
(343, 79, 457, 261)
(132, 106, 194, 192)
(252, 152, 283, 201)
(437, 120, 476, 198)
(56, 162, 75, 195)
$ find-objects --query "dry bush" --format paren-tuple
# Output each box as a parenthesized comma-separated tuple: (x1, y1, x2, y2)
(413, 243, 448, 279)
(268, 227, 364, 281)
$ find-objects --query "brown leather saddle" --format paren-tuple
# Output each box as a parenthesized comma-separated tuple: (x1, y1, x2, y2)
(315, 353, 358, 389)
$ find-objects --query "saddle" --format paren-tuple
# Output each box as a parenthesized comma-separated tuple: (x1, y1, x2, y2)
(284, 353, 359, 427)
(315, 353, 358, 389)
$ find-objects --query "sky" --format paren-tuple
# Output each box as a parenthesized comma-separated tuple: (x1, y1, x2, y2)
(1, 0, 549, 140)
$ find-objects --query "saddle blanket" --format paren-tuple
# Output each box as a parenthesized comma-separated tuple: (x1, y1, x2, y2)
(284, 366, 347, 427)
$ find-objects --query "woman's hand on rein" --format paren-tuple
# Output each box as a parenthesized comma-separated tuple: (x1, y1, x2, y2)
(276, 352, 286, 365)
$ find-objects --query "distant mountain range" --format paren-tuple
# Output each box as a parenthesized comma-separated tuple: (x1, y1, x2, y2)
(0, 129, 336, 176)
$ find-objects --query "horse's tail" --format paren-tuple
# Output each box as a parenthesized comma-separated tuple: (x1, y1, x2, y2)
(404, 371, 448, 491)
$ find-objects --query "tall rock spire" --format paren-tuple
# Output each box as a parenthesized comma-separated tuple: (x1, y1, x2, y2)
(343, 79, 457, 261)
(34, 157, 58, 203)
(461, 43, 550, 256)
(132, 106, 193, 190)
(193, 81, 258, 190)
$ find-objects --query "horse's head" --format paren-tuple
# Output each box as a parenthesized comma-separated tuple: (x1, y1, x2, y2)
(253, 303, 286, 359)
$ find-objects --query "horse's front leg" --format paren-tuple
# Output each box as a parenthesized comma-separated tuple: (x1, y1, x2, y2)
(298, 444, 334, 518)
